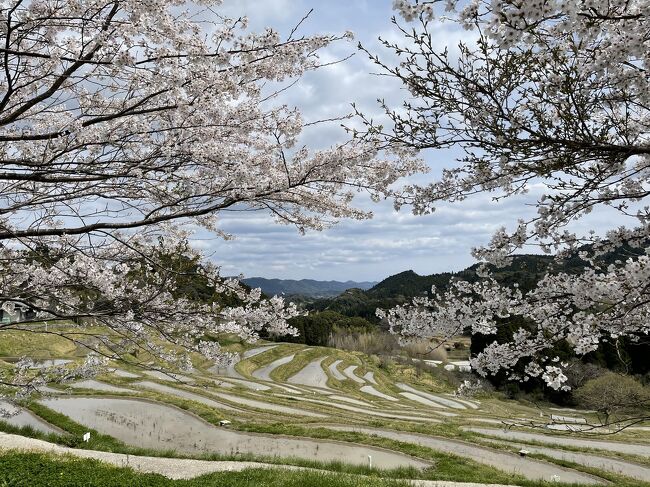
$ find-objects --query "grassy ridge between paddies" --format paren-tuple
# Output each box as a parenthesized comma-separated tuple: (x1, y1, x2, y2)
(233, 343, 303, 377)
(234, 342, 406, 398)
(269, 347, 330, 382)
(0, 451, 415, 487)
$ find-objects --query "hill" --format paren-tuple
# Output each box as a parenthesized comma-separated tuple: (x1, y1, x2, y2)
(309, 255, 556, 322)
(309, 245, 645, 323)
(241, 277, 376, 298)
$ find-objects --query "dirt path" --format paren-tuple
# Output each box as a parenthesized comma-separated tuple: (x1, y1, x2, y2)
(1, 432, 292, 479)
(0, 432, 521, 486)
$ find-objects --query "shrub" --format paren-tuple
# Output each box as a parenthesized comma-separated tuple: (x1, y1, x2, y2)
(574, 372, 650, 422)
(564, 360, 605, 390)
(327, 331, 398, 356)
(401, 339, 448, 362)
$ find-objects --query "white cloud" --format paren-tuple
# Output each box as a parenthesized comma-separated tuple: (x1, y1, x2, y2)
(194, 1, 629, 282)
(219, 0, 304, 29)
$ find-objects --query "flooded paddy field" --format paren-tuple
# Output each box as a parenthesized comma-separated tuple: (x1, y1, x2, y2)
(0, 400, 63, 435)
(2, 340, 648, 486)
(38, 396, 430, 469)
(318, 425, 606, 484)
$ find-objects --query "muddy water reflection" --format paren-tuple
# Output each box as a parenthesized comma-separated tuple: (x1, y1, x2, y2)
(39, 397, 430, 469)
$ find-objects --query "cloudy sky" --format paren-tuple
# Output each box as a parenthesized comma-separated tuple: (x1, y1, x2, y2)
(200, 0, 618, 283)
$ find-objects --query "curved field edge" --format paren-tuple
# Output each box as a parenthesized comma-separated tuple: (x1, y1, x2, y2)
(1, 336, 648, 486)
(0, 451, 414, 487)
(21, 390, 650, 484)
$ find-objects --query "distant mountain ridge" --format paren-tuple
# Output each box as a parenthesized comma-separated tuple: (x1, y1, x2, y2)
(242, 277, 377, 297)
(310, 255, 556, 321)
(309, 244, 647, 322)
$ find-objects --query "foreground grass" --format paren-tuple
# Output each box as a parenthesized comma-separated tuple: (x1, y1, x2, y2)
(0, 451, 413, 487)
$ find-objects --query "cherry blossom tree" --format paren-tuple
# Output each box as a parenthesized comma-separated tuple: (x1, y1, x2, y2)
(0, 0, 421, 395)
(366, 1, 650, 394)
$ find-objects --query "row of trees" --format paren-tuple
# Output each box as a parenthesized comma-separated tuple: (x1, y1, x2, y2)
(270, 311, 373, 347)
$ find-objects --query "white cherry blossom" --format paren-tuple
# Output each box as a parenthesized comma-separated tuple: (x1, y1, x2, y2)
(0, 0, 421, 396)
(370, 0, 650, 389)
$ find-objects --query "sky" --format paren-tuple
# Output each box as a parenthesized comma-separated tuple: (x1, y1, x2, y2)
(198, 0, 620, 283)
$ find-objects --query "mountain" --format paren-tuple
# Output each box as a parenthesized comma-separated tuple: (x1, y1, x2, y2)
(309, 244, 646, 323)
(308, 255, 555, 322)
(241, 278, 377, 298)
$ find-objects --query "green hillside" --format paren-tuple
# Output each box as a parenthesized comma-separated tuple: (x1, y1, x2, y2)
(310, 244, 646, 323)
(242, 278, 376, 298)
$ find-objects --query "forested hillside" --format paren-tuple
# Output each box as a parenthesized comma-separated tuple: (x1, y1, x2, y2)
(309, 245, 646, 324)
(242, 278, 376, 298)
(304, 245, 650, 400)
(309, 254, 557, 323)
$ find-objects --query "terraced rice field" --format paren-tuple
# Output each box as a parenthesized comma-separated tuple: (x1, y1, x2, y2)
(38, 396, 430, 469)
(4, 341, 650, 485)
(0, 400, 63, 435)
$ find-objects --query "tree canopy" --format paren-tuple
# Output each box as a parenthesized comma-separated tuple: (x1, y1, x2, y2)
(369, 0, 650, 391)
(0, 0, 420, 394)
